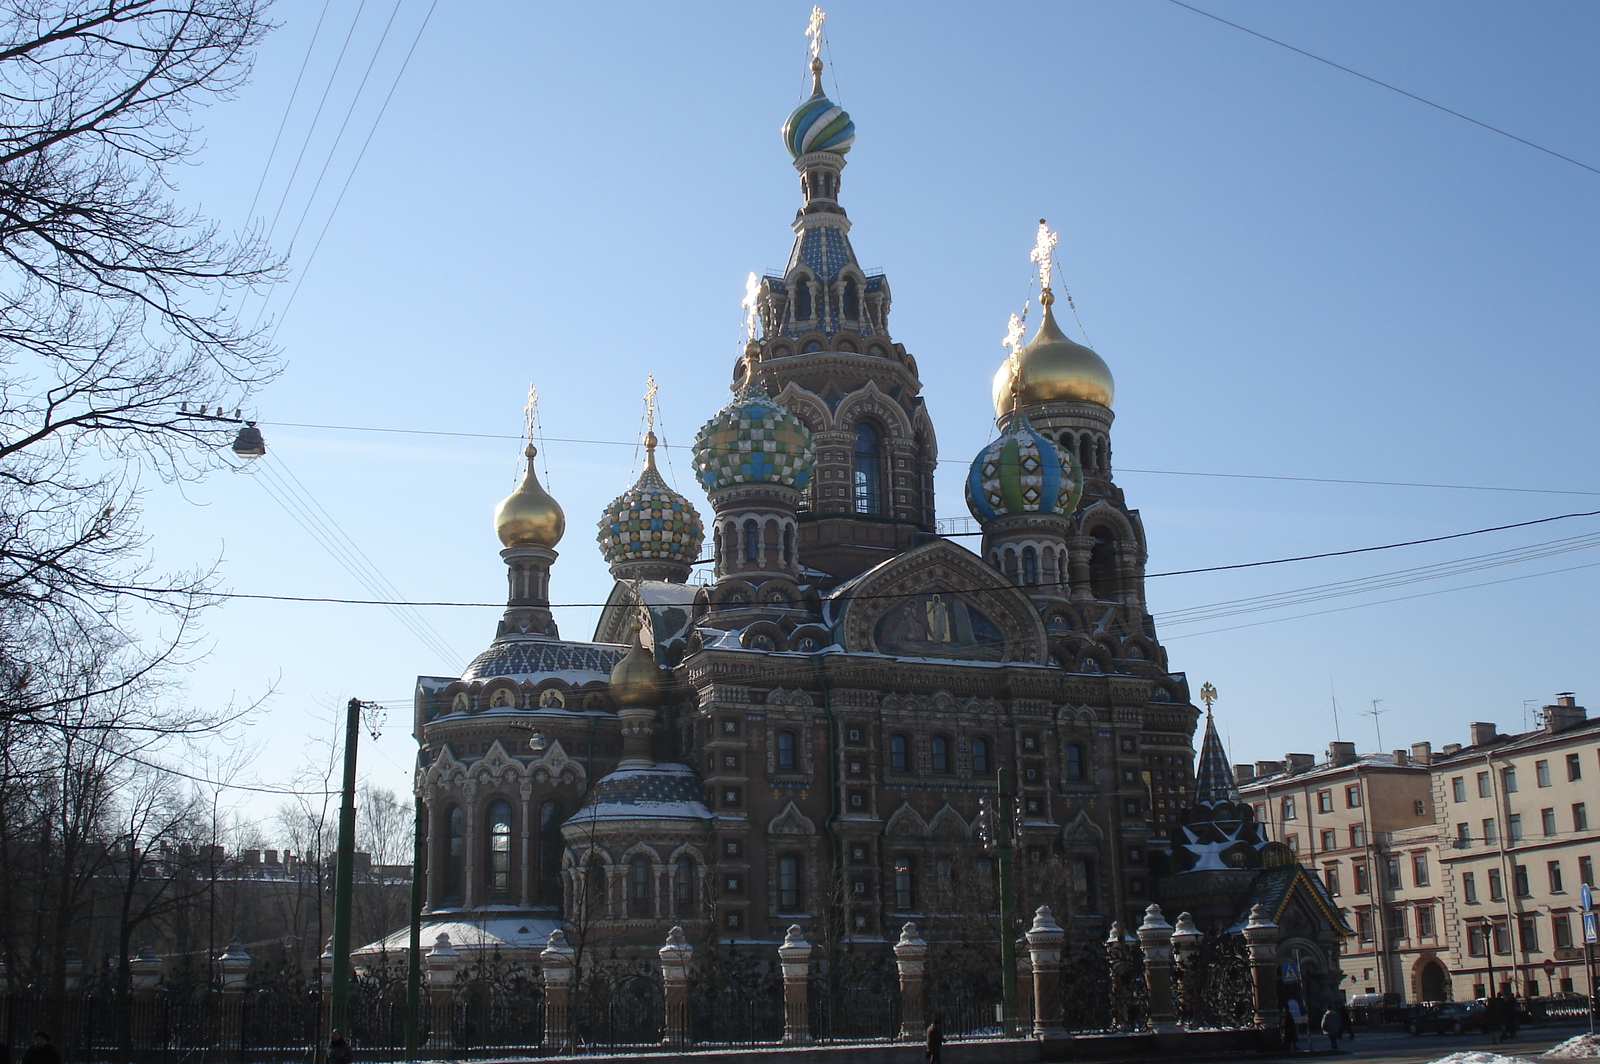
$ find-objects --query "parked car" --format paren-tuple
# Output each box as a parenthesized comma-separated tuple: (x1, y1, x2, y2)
(1405, 1002, 1489, 1036)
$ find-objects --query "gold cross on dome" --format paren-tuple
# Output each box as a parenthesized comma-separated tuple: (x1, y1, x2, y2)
(806, 6, 826, 61)
(1200, 682, 1218, 711)
(741, 270, 761, 342)
(642, 374, 658, 435)
(1030, 219, 1058, 293)
(1002, 312, 1024, 357)
(522, 382, 539, 443)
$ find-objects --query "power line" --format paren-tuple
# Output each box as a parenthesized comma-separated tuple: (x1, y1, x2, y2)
(1164, 0, 1600, 178)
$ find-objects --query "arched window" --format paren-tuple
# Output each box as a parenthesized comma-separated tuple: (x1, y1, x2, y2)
(843, 279, 860, 319)
(776, 729, 797, 771)
(586, 856, 606, 915)
(931, 735, 950, 774)
(629, 856, 651, 917)
(889, 734, 909, 773)
(1080, 435, 1094, 474)
(777, 855, 802, 910)
(486, 800, 512, 901)
(443, 805, 464, 904)
(852, 424, 880, 514)
(490, 688, 513, 708)
(1070, 857, 1095, 910)
(744, 520, 760, 563)
(1089, 530, 1117, 600)
(1065, 743, 1086, 781)
(794, 278, 812, 320)
(1097, 438, 1108, 472)
(1022, 547, 1039, 586)
(1043, 546, 1058, 588)
(972, 737, 991, 777)
(1002, 548, 1018, 582)
(675, 856, 696, 914)
(893, 856, 915, 910)
(537, 800, 563, 906)
(783, 525, 794, 565)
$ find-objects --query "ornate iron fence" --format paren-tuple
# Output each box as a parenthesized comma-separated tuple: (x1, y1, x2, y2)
(1175, 933, 1253, 1030)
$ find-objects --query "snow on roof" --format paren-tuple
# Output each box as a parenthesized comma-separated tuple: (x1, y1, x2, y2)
(355, 916, 562, 958)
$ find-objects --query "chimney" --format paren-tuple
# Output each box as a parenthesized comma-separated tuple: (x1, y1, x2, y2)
(1255, 760, 1286, 779)
(1286, 753, 1316, 775)
(1235, 763, 1256, 784)
(1392, 749, 1409, 767)
(264, 849, 279, 865)
(241, 848, 260, 866)
(354, 852, 373, 875)
(1410, 742, 1433, 766)
(1328, 741, 1357, 767)
(1542, 693, 1587, 733)
(1469, 722, 1498, 747)
(1442, 743, 1462, 756)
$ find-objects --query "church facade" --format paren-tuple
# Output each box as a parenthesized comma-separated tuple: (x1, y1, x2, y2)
(396, 48, 1202, 965)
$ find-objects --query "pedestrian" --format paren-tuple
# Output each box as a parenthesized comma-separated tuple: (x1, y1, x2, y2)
(20, 1032, 62, 1064)
(1500, 990, 1519, 1039)
(925, 1015, 943, 1064)
(1320, 1006, 1343, 1052)
(1279, 1006, 1299, 1052)
(327, 1030, 351, 1064)
(1338, 1002, 1354, 1041)
(1485, 995, 1505, 1045)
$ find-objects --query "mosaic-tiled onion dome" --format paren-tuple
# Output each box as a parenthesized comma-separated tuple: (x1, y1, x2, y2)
(692, 356, 815, 495)
(965, 416, 1083, 523)
(782, 59, 855, 157)
(565, 762, 712, 824)
(597, 432, 704, 567)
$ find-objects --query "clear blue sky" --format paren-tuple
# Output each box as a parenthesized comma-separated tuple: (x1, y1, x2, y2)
(142, 0, 1600, 823)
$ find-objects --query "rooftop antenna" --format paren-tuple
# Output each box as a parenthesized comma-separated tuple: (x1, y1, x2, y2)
(1329, 677, 1342, 741)
(1364, 698, 1387, 752)
(1522, 698, 1537, 733)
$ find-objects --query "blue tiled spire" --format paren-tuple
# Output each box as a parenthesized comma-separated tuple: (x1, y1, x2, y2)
(1194, 711, 1239, 806)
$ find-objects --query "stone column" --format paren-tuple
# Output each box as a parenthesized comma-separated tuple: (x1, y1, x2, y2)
(658, 926, 693, 1049)
(540, 930, 575, 1052)
(1025, 906, 1066, 1039)
(1241, 902, 1281, 1031)
(1170, 912, 1203, 1027)
(1067, 535, 1095, 602)
(1138, 903, 1177, 1032)
(218, 937, 251, 1051)
(893, 922, 927, 1041)
(426, 934, 459, 1050)
(1015, 936, 1034, 1030)
(777, 925, 812, 1045)
(1104, 921, 1132, 1031)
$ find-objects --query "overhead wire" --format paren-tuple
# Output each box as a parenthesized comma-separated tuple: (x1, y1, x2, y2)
(245, 0, 337, 223)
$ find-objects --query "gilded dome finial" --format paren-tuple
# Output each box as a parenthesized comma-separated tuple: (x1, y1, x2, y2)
(495, 439, 565, 549)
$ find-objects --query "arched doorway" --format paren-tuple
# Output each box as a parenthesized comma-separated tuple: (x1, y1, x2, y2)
(1419, 960, 1448, 1002)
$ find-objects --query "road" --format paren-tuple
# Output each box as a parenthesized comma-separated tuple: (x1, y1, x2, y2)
(1260, 1021, 1594, 1064)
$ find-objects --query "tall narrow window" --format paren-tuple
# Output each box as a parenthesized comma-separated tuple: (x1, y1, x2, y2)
(893, 856, 915, 910)
(853, 424, 880, 514)
(675, 856, 696, 914)
(486, 800, 512, 901)
(1065, 743, 1085, 781)
(537, 800, 563, 905)
(444, 805, 464, 904)
(972, 736, 990, 777)
(890, 734, 909, 773)
(778, 855, 802, 910)
(843, 278, 859, 319)
(776, 729, 797, 771)
(931, 736, 950, 774)
(629, 856, 651, 917)
(744, 520, 760, 563)
(794, 278, 811, 320)
(1022, 547, 1039, 585)
(1088, 530, 1116, 600)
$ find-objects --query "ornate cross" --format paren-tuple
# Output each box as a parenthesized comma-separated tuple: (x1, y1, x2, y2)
(741, 270, 761, 342)
(1200, 682, 1218, 711)
(522, 382, 539, 443)
(642, 374, 658, 436)
(806, 6, 826, 61)
(1030, 219, 1058, 294)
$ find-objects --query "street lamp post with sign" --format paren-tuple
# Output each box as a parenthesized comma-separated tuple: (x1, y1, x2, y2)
(1581, 880, 1595, 1035)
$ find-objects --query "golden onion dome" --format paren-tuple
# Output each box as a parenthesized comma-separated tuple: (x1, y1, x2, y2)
(494, 444, 566, 549)
(992, 293, 1115, 415)
(608, 633, 662, 708)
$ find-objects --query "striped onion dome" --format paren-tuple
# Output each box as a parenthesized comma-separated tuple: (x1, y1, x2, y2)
(596, 433, 704, 568)
(965, 417, 1082, 523)
(783, 85, 855, 158)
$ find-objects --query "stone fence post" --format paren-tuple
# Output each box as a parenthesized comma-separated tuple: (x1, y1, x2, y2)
(1170, 912, 1203, 1026)
(658, 926, 693, 1049)
(1241, 902, 1280, 1030)
(1015, 936, 1034, 1031)
(893, 922, 927, 1040)
(426, 933, 458, 1050)
(218, 937, 251, 1051)
(1025, 906, 1066, 1039)
(540, 930, 575, 1052)
(1137, 903, 1177, 1032)
(777, 925, 812, 1045)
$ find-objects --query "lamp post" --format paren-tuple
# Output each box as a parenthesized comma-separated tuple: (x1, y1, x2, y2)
(329, 698, 384, 1038)
(980, 769, 1019, 1036)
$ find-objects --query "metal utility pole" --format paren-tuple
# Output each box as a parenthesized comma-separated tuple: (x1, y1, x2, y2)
(992, 769, 1018, 1037)
(405, 778, 426, 1059)
(329, 697, 376, 1037)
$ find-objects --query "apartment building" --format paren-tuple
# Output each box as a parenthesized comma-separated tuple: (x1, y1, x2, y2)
(1237, 741, 1437, 999)
(1429, 695, 1599, 1002)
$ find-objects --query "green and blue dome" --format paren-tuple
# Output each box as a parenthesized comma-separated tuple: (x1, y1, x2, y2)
(597, 434, 704, 568)
(783, 91, 855, 158)
(692, 373, 814, 495)
(965, 417, 1082, 523)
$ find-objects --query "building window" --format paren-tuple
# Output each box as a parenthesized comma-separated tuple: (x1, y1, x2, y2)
(1287, 834, 1300, 852)
(1488, 868, 1504, 901)
(629, 856, 651, 916)
(1492, 919, 1510, 954)
(1349, 824, 1366, 847)
(744, 520, 759, 562)
(778, 855, 802, 911)
(1482, 818, 1498, 845)
(1583, 855, 1595, 886)
(1563, 751, 1582, 781)
(1519, 915, 1538, 951)
(1548, 860, 1564, 893)
(675, 856, 696, 914)
(1356, 910, 1372, 942)
(1477, 771, 1491, 798)
(1253, 802, 1266, 821)
(538, 800, 563, 905)
(1353, 863, 1369, 893)
(1508, 813, 1523, 842)
(1022, 546, 1039, 585)
(485, 800, 513, 902)
(1468, 923, 1488, 956)
(1457, 823, 1471, 847)
(1416, 905, 1435, 938)
(1317, 790, 1334, 813)
(1452, 776, 1466, 802)
(853, 423, 881, 514)
(1321, 829, 1337, 852)
(890, 734, 909, 773)
(1513, 864, 1530, 897)
(1502, 766, 1518, 793)
(1575, 803, 1589, 831)
(931, 735, 950, 774)
(1542, 807, 1557, 836)
(1463, 871, 1478, 903)
(1537, 760, 1552, 787)
(1281, 797, 1297, 820)
(893, 856, 915, 910)
(1065, 743, 1085, 781)
(443, 804, 465, 904)
(1554, 914, 1574, 949)
(1388, 907, 1408, 941)
(1324, 864, 1340, 895)
(972, 736, 991, 776)
(843, 278, 859, 319)
(1412, 852, 1429, 887)
(1345, 784, 1362, 808)
(776, 729, 797, 771)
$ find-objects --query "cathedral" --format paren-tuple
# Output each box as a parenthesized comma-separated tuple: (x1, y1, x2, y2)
(392, 43, 1203, 965)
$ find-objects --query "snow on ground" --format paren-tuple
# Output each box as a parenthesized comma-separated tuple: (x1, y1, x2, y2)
(1542, 1034, 1600, 1059)
(1427, 1052, 1541, 1064)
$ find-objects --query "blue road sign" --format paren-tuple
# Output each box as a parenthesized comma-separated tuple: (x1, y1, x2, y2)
(1584, 911, 1598, 945)
(1582, 881, 1593, 912)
